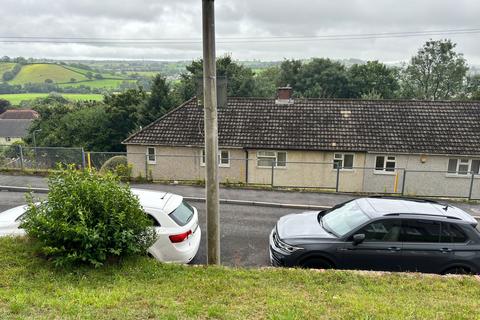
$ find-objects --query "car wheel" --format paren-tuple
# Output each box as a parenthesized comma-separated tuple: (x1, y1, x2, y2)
(443, 266, 472, 275)
(301, 257, 333, 269)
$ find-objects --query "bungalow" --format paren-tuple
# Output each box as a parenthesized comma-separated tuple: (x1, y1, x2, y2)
(123, 88, 480, 199)
(0, 109, 39, 145)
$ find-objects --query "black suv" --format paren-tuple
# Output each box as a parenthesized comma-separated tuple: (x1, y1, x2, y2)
(269, 197, 480, 274)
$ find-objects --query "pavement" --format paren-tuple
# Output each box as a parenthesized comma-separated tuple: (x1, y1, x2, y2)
(1, 173, 480, 216)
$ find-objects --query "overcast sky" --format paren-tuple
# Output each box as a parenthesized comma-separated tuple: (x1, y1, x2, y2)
(1, 0, 480, 64)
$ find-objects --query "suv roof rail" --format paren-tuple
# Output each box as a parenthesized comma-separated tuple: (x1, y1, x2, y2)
(367, 195, 441, 204)
(384, 212, 461, 220)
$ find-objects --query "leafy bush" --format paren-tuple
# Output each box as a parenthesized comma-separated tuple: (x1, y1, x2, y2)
(99, 155, 132, 179)
(21, 166, 156, 267)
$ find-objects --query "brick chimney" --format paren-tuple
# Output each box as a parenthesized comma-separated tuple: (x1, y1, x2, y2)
(276, 86, 294, 105)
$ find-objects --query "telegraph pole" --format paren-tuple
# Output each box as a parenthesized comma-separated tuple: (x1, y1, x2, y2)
(202, 0, 220, 265)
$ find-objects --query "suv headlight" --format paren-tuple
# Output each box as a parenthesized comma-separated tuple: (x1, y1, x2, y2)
(273, 229, 303, 253)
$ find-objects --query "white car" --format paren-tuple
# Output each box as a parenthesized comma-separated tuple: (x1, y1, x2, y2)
(0, 188, 201, 264)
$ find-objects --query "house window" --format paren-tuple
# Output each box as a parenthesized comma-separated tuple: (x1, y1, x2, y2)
(5, 137, 11, 142)
(375, 155, 396, 172)
(333, 153, 354, 170)
(447, 158, 480, 175)
(257, 151, 287, 168)
(219, 150, 230, 167)
(200, 149, 230, 167)
(147, 147, 156, 164)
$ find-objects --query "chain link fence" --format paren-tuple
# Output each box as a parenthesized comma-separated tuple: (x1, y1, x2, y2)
(1, 145, 479, 200)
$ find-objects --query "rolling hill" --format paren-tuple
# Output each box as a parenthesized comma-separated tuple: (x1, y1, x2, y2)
(1, 63, 133, 89)
(8, 63, 89, 84)
(0, 62, 15, 75)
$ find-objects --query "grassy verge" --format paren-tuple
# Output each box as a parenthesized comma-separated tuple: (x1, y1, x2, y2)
(0, 237, 479, 319)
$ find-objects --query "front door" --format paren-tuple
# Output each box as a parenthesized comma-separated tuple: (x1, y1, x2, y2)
(340, 219, 404, 272)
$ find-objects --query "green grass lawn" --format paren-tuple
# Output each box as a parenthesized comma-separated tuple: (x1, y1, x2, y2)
(0, 237, 479, 319)
(0, 93, 104, 105)
(9, 64, 89, 84)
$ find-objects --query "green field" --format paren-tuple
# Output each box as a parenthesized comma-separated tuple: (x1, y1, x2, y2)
(0, 63, 15, 75)
(0, 93, 104, 105)
(9, 64, 89, 84)
(0, 237, 479, 319)
(59, 79, 136, 89)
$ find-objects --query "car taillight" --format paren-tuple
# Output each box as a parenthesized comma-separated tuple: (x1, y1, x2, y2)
(169, 230, 192, 243)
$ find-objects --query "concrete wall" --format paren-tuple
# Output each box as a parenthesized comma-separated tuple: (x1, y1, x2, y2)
(126, 145, 480, 199)
(246, 149, 366, 192)
(364, 153, 480, 199)
(126, 145, 245, 183)
(127, 145, 367, 192)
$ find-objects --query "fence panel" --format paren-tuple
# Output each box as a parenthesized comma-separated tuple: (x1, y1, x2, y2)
(1, 146, 479, 200)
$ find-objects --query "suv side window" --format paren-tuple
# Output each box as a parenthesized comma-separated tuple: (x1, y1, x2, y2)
(357, 219, 402, 242)
(401, 219, 440, 243)
(441, 222, 468, 243)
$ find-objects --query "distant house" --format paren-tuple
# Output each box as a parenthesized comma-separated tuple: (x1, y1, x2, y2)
(0, 109, 39, 145)
(123, 88, 480, 198)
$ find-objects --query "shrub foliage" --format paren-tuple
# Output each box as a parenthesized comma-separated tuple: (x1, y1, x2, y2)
(21, 166, 156, 267)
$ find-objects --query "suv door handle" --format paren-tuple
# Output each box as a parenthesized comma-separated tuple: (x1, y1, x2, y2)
(439, 248, 452, 253)
(387, 247, 401, 252)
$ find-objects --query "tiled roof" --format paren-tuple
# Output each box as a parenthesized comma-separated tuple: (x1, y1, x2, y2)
(0, 109, 39, 120)
(0, 119, 32, 138)
(123, 98, 480, 156)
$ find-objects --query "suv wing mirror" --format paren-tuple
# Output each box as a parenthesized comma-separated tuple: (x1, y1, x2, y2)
(353, 233, 365, 245)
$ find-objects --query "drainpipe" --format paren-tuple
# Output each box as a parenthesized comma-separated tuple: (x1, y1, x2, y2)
(244, 149, 249, 184)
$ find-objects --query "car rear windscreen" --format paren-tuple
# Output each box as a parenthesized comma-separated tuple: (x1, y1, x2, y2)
(169, 201, 194, 226)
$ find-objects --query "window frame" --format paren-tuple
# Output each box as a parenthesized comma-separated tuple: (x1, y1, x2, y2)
(399, 219, 442, 243)
(256, 150, 287, 168)
(333, 153, 355, 170)
(219, 150, 230, 167)
(447, 158, 480, 176)
(354, 218, 402, 243)
(200, 149, 230, 167)
(374, 155, 396, 174)
(5, 137, 11, 142)
(146, 147, 156, 164)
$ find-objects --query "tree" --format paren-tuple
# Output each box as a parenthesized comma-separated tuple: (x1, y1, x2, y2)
(0, 99, 11, 113)
(462, 74, 480, 100)
(348, 61, 400, 99)
(401, 39, 468, 100)
(174, 55, 257, 101)
(138, 74, 178, 126)
(253, 66, 281, 98)
(26, 91, 147, 152)
(283, 58, 352, 98)
(103, 89, 146, 151)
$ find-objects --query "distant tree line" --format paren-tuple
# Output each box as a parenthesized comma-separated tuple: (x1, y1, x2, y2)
(23, 39, 480, 152)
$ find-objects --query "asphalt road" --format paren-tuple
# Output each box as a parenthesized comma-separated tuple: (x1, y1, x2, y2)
(0, 191, 304, 267)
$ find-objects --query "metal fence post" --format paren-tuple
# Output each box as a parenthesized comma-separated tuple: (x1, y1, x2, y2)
(18, 145, 24, 171)
(81, 148, 86, 169)
(401, 169, 407, 196)
(271, 160, 275, 187)
(335, 166, 340, 192)
(468, 171, 475, 200)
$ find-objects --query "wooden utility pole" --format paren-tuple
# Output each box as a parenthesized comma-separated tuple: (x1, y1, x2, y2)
(202, 0, 220, 265)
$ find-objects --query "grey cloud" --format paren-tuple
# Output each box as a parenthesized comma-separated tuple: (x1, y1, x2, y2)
(1, 0, 479, 64)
